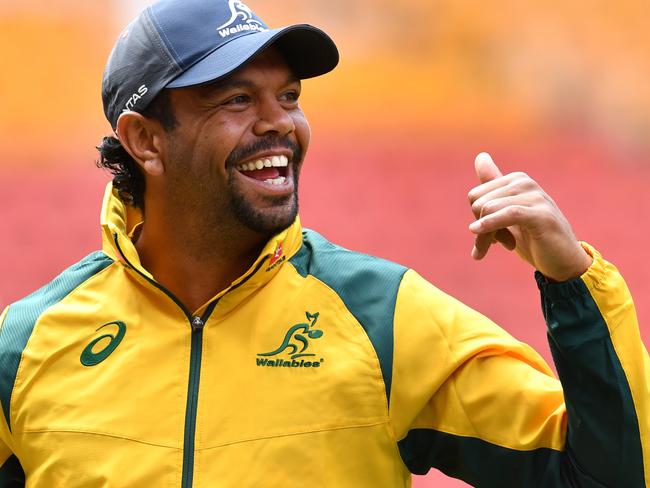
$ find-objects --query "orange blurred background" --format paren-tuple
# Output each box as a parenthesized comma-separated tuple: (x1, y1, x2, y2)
(1, 1, 649, 486)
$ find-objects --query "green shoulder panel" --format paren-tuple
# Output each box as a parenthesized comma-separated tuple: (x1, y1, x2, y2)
(290, 229, 407, 407)
(0, 252, 114, 431)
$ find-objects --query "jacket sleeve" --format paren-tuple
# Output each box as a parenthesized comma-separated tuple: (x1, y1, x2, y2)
(389, 245, 648, 487)
(0, 307, 25, 488)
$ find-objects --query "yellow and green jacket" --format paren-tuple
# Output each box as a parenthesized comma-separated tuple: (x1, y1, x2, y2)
(0, 184, 648, 487)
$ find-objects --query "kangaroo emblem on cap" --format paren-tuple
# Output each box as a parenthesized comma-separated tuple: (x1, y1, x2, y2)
(217, 0, 264, 30)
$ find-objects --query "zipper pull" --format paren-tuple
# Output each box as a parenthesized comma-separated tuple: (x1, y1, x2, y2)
(191, 316, 205, 331)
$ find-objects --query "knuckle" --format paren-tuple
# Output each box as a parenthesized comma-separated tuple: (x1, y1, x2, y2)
(482, 201, 496, 214)
(509, 205, 525, 219)
(468, 188, 481, 203)
(512, 172, 537, 188)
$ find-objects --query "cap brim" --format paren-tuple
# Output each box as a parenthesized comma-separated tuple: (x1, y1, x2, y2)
(166, 24, 339, 89)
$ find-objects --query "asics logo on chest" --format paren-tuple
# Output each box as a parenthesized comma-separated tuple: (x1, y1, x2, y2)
(80, 321, 127, 367)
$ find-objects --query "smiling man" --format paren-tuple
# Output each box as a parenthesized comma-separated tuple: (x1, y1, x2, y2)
(0, 0, 647, 487)
(115, 47, 311, 311)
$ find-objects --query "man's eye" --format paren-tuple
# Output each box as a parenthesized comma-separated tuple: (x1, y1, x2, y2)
(223, 95, 250, 105)
(281, 91, 300, 103)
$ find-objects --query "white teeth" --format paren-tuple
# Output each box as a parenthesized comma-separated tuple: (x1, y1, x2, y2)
(238, 156, 289, 172)
(264, 176, 286, 186)
(271, 155, 288, 167)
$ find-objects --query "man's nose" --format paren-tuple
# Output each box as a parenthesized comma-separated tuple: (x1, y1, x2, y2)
(253, 98, 295, 136)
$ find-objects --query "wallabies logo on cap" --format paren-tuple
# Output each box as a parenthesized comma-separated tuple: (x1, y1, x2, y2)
(217, 0, 266, 37)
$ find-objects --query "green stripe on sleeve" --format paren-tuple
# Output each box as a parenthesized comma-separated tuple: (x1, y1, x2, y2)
(398, 429, 608, 487)
(0, 455, 25, 487)
(290, 229, 407, 406)
(0, 252, 114, 431)
(538, 273, 645, 487)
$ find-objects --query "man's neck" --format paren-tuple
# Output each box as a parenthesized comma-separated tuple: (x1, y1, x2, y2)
(134, 215, 267, 314)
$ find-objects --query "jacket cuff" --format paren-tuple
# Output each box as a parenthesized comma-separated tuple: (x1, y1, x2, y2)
(535, 242, 602, 300)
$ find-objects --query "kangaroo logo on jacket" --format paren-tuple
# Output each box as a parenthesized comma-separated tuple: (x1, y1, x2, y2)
(256, 312, 324, 368)
(80, 321, 127, 367)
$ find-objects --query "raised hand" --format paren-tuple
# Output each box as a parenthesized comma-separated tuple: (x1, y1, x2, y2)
(468, 152, 592, 281)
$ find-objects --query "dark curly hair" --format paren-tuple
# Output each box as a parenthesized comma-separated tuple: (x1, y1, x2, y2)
(96, 90, 177, 210)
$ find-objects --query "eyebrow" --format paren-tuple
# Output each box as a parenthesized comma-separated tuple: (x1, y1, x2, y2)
(198, 74, 301, 97)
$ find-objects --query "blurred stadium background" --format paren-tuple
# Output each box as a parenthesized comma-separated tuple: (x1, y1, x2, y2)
(1, 1, 649, 486)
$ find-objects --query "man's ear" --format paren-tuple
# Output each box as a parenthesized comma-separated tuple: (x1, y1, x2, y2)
(115, 111, 166, 177)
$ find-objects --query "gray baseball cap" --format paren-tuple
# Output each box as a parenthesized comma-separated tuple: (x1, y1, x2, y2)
(102, 0, 339, 129)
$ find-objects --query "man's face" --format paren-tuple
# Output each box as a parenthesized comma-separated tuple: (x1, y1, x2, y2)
(159, 48, 310, 236)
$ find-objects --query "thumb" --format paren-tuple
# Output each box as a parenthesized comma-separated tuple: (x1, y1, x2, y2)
(474, 152, 503, 183)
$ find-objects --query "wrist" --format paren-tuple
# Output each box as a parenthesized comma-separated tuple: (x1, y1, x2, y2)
(543, 243, 594, 282)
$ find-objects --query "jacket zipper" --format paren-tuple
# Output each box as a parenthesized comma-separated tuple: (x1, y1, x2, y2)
(113, 233, 268, 487)
(181, 303, 216, 488)
(182, 316, 204, 488)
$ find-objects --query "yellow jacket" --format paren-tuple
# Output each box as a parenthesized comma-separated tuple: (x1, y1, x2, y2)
(0, 184, 647, 487)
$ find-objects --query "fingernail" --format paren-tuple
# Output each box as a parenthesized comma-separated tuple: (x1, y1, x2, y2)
(469, 221, 481, 233)
(471, 246, 479, 259)
(475, 152, 493, 165)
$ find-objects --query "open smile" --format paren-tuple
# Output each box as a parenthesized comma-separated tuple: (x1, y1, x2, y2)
(234, 154, 293, 190)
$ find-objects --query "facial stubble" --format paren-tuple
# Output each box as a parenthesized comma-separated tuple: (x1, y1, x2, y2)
(222, 135, 304, 235)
